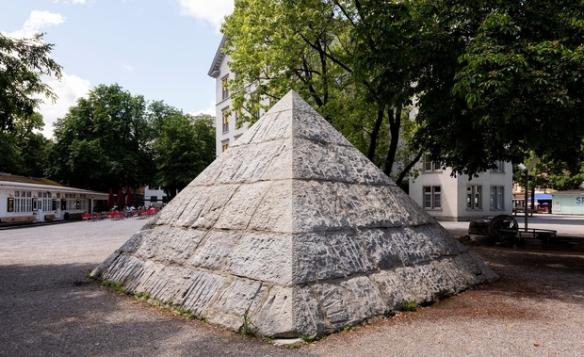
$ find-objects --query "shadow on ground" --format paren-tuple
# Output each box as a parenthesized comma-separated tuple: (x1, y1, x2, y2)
(0, 263, 306, 357)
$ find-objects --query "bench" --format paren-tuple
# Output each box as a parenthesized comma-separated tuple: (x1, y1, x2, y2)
(44, 214, 56, 222)
(499, 228, 557, 245)
(64, 212, 83, 220)
(513, 207, 535, 216)
(0, 216, 36, 225)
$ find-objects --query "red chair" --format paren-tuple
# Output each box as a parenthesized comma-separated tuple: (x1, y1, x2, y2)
(82, 213, 91, 221)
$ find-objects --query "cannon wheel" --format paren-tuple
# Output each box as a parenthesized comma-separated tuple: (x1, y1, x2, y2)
(488, 215, 519, 243)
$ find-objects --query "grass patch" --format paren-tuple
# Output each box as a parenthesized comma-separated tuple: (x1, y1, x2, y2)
(239, 309, 255, 337)
(402, 300, 418, 311)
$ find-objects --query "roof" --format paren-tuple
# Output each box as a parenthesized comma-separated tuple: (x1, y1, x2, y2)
(0, 172, 108, 197)
(551, 190, 584, 196)
(0, 173, 66, 187)
(207, 35, 228, 78)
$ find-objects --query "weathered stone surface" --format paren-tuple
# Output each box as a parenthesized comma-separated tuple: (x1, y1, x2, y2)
(226, 232, 293, 284)
(251, 286, 296, 337)
(247, 180, 293, 233)
(188, 230, 242, 270)
(205, 279, 267, 331)
(292, 139, 391, 185)
(92, 90, 497, 338)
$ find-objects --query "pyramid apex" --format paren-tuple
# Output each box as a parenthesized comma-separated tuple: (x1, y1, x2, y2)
(264, 90, 319, 116)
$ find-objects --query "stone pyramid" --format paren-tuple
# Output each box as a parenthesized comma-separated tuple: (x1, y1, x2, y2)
(92, 90, 497, 338)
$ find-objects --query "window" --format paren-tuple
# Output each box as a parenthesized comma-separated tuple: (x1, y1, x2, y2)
(423, 153, 441, 172)
(64, 193, 77, 210)
(423, 186, 441, 209)
(467, 185, 482, 209)
(14, 191, 33, 213)
(490, 186, 505, 210)
(235, 108, 242, 123)
(38, 191, 52, 211)
(222, 140, 229, 152)
(221, 75, 229, 100)
(222, 108, 229, 133)
(491, 161, 505, 173)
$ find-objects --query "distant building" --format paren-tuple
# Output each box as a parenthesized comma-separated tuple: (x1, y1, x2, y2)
(551, 190, 584, 215)
(0, 172, 108, 224)
(143, 186, 168, 208)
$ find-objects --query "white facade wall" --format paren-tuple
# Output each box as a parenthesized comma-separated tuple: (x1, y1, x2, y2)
(410, 162, 513, 221)
(212, 53, 249, 156)
(0, 182, 108, 223)
(143, 186, 167, 207)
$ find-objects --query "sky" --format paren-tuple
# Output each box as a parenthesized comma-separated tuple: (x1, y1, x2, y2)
(0, 0, 233, 138)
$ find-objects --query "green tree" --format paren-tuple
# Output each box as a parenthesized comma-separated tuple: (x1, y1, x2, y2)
(222, 0, 425, 185)
(0, 33, 62, 133)
(414, 0, 584, 176)
(0, 112, 51, 176)
(150, 103, 215, 199)
(46, 84, 153, 192)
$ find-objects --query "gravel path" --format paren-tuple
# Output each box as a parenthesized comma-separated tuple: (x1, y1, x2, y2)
(1, 219, 583, 356)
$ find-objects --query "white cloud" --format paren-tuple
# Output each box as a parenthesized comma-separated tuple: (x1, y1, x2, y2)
(190, 101, 216, 117)
(177, 0, 233, 31)
(4, 10, 92, 138)
(38, 73, 92, 138)
(8, 10, 65, 39)
(122, 64, 135, 72)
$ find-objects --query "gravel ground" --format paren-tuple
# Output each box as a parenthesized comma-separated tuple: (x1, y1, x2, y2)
(1, 218, 583, 357)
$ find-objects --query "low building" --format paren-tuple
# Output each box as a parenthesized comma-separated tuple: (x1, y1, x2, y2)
(551, 190, 584, 215)
(0, 173, 108, 224)
(143, 186, 168, 208)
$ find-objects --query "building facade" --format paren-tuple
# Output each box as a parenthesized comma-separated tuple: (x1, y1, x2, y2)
(143, 185, 168, 208)
(0, 173, 109, 224)
(551, 190, 584, 215)
(208, 36, 249, 156)
(409, 157, 513, 221)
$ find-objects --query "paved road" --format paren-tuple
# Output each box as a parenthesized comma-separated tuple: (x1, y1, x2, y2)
(440, 214, 584, 239)
(1, 216, 583, 356)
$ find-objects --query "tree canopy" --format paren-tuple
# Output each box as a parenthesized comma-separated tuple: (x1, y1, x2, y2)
(417, 0, 584, 176)
(46, 84, 153, 192)
(0, 33, 62, 134)
(150, 101, 216, 199)
(0, 112, 51, 176)
(223, 0, 584, 180)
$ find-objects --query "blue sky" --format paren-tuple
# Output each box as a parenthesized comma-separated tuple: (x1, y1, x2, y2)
(0, 0, 232, 137)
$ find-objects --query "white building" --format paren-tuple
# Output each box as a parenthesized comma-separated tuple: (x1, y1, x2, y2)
(208, 38, 514, 222)
(0, 172, 109, 224)
(208, 36, 249, 156)
(143, 185, 167, 208)
(409, 157, 513, 221)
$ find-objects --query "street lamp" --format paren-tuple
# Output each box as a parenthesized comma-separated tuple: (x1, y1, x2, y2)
(519, 157, 540, 231)
(518, 163, 529, 231)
